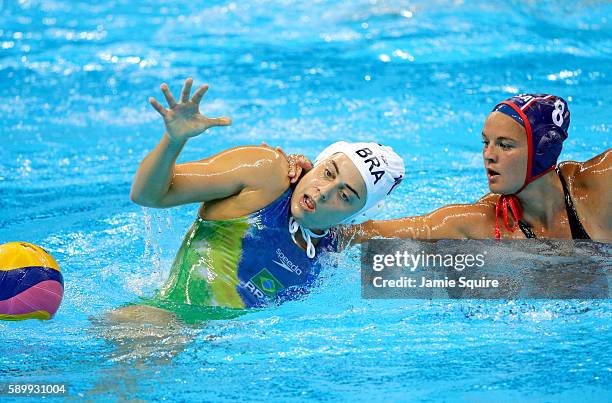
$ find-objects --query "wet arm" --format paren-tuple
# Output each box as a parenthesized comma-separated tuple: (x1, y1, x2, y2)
(131, 78, 237, 207)
(579, 148, 612, 234)
(130, 133, 187, 207)
(130, 144, 287, 208)
(344, 204, 485, 245)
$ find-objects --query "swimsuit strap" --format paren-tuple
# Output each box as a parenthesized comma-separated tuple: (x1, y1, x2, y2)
(518, 221, 537, 239)
(556, 167, 591, 240)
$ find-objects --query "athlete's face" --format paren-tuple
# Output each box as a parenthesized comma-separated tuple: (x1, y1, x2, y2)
(291, 153, 367, 231)
(482, 112, 529, 194)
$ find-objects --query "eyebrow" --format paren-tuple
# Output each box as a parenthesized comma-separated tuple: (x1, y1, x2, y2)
(331, 159, 361, 200)
(481, 132, 516, 142)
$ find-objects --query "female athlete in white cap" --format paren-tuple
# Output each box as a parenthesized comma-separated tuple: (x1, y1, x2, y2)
(126, 78, 405, 314)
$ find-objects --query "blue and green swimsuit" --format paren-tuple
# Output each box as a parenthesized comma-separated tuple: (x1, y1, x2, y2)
(145, 188, 338, 314)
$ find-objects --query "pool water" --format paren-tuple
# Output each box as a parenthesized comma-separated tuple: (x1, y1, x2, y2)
(1, 0, 611, 400)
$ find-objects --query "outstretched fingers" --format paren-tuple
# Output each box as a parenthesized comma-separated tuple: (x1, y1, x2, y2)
(191, 84, 209, 105)
(160, 83, 177, 108)
(149, 97, 167, 117)
(180, 78, 193, 103)
(207, 116, 232, 127)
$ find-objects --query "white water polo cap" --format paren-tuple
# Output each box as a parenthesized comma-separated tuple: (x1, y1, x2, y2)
(314, 141, 405, 224)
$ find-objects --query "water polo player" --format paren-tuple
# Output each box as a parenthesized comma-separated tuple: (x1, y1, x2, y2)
(126, 78, 404, 312)
(349, 94, 610, 241)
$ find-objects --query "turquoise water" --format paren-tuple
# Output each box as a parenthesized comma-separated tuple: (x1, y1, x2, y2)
(1, 0, 611, 400)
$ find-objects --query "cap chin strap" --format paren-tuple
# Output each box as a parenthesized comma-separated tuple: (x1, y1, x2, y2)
(494, 166, 555, 239)
(494, 194, 523, 239)
(288, 216, 329, 259)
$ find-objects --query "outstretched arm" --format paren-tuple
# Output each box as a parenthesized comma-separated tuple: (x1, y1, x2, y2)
(342, 202, 492, 245)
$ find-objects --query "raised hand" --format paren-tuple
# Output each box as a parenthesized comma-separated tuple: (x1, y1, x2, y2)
(149, 78, 232, 142)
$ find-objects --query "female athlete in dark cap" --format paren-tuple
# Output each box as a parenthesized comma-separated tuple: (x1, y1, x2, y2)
(333, 94, 610, 241)
(356, 94, 611, 241)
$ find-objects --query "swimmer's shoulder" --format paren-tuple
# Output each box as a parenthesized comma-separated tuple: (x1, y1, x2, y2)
(433, 193, 498, 217)
(558, 149, 612, 238)
(558, 148, 611, 187)
(198, 146, 291, 220)
(212, 145, 290, 193)
(244, 145, 290, 191)
(558, 149, 611, 198)
(472, 193, 531, 238)
(476, 192, 499, 207)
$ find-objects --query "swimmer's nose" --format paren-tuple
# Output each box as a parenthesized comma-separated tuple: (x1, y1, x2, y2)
(483, 143, 497, 163)
(318, 182, 334, 202)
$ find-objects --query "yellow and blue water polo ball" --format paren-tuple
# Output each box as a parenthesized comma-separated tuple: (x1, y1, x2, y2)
(0, 242, 64, 321)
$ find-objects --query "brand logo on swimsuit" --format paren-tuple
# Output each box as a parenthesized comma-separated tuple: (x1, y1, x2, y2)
(274, 249, 303, 276)
(250, 269, 284, 298)
(355, 148, 385, 185)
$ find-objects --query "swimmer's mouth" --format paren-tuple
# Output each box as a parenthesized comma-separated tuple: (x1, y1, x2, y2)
(300, 194, 316, 212)
(487, 168, 500, 180)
